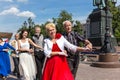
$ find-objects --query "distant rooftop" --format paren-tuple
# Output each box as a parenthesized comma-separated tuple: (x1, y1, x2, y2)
(0, 32, 13, 40)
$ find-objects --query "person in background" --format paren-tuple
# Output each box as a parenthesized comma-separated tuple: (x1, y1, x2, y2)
(42, 23, 91, 80)
(0, 38, 16, 80)
(32, 26, 45, 80)
(62, 20, 92, 78)
(10, 33, 20, 78)
(18, 30, 43, 80)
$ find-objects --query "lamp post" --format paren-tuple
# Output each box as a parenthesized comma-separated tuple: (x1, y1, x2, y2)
(92, 0, 120, 68)
(93, 0, 117, 53)
(100, 0, 117, 53)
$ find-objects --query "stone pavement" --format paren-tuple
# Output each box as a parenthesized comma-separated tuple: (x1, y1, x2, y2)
(75, 62, 120, 80)
(1, 55, 120, 80)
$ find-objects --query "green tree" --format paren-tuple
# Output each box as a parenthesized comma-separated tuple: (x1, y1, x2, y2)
(55, 10, 73, 33)
(73, 20, 83, 35)
(109, 2, 120, 43)
(18, 11, 83, 38)
(17, 17, 35, 38)
(40, 22, 50, 37)
(52, 10, 83, 35)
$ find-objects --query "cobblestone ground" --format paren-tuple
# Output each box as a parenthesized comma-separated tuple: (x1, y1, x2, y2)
(0, 55, 120, 80)
(76, 62, 120, 80)
(0, 56, 20, 80)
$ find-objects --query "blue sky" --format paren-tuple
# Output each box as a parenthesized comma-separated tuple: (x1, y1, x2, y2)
(0, 0, 120, 34)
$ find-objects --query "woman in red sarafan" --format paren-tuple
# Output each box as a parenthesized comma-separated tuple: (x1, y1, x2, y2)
(42, 23, 91, 80)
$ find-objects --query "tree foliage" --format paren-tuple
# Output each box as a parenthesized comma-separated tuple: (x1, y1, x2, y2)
(52, 10, 83, 35)
(109, 2, 120, 42)
(54, 10, 73, 33)
(73, 20, 83, 35)
(17, 10, 83, 38)
(17, 18, 35, 38)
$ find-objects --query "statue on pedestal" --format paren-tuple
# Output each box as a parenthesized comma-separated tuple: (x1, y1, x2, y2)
(93, 0, 106, 9)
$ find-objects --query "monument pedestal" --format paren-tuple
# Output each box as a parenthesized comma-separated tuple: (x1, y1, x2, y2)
(88, 9, 117, 47)
(91, 53, 120, 68)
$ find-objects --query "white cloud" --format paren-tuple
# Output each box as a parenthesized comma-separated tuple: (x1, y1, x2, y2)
(0, 7, 19, 15)
(0, 7, 36, 18)
(47, 18, 53, 22)
(0, 0, 28, 3)
(0, 0, 13, 2)
(17, 0, 28, 2)
(17, 11, 36, 18)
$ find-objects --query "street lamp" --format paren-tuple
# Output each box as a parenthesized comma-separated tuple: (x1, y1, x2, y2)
(100, 0, 117, 53)
(93, 0, 117, 53)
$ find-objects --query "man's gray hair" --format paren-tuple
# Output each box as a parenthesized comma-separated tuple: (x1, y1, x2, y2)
(62, 20, 71, 26)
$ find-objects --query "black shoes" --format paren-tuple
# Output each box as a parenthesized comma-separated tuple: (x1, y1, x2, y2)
(12, 72, 21, 79)
(0, 75, 7, 80)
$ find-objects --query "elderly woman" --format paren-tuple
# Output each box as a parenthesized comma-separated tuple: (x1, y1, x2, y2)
(0, 38, 16, 79)
(42, 23, 91, 80)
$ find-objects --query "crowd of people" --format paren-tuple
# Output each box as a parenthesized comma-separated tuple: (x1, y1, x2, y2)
(0, 20, 92, 80)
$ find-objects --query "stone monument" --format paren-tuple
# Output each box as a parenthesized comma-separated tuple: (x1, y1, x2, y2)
(90, 0, 120, 68)
(88, 0, 117, 46)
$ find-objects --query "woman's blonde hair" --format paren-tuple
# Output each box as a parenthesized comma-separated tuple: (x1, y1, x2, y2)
(45, 23, 56, 31)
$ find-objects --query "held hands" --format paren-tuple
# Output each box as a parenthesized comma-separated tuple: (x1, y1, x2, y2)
(86, 44, 92, 51)
(13, 50, 18, 54)
(82, 47, 92, 52)
(84, 40, 93, 51)
(58, 50, 68, 57)
(3, 49, 9, 52)
(40, 47, 44, 51)
(28, 49, 34, 53)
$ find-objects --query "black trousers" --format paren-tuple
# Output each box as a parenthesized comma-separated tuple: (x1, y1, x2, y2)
(34, 51, 45, 80)
(12, 57, 20, 76)
(67, 52, 80, 78)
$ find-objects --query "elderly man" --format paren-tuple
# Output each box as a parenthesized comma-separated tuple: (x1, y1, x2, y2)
(62, 20, 92, 78)
(32, 26, 45, 80)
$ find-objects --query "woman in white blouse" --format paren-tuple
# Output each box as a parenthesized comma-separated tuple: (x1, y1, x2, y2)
(42, 23, 92, 80)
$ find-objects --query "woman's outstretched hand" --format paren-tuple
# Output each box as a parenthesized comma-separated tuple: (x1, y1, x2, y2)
(82, 47, 92, 52)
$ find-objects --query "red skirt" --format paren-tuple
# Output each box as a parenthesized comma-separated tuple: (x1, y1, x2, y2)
(42, 55, 74, 80)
